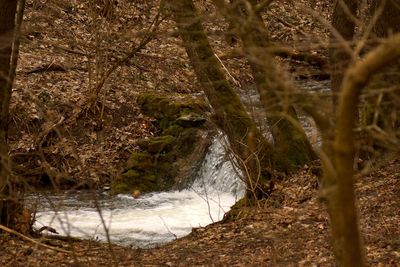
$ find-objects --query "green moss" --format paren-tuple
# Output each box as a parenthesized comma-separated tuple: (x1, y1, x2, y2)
(137, 93, 208, 120)
(122, 169, 141, 179)
(221, 197, 252, 222)
(148, 135, 175, 153)
(156, 152, 176, 163)
(179, 108, 191, 116)
(111, 182, 131, 194)
(156, 161, 174, 173)
(111, 170, 141, 194)
(142, 174, 157, 182)
(127, 152, 153, 170)
(175, 128, 198, 155)
(118, 93, 211, 194)
(270, 138, 311, 172)
(112, 169, 160, 194)
(158, 118, 171, 130)
(137, 93, 178, 119)
(136, 139, 149, 150)
(163, 124, 184, 136)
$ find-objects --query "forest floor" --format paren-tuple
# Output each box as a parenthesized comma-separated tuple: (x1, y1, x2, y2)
(0, 0, 399, 266)
(1, 158, 399, 266)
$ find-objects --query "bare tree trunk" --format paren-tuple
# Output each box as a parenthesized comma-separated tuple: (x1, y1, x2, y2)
(213, 0, 315, 170)
(329, 0, 358, 104)
(327, 33, 400, 267)
(0, 0, 19, 226)
(166, 0, 278, 199)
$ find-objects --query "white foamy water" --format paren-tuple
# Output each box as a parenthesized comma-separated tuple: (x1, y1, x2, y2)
(31, 137, 246, 247)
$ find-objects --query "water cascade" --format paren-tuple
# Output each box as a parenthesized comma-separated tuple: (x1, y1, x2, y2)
(31, 136, 246, 248)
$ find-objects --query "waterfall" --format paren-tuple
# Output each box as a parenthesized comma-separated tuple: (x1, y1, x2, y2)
(190, 135, 245, 196)
(31, 136, 246, 248)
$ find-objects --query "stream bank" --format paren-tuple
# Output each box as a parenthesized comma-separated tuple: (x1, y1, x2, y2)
(2, 158, 398, 266)
(28, 136, 245, 248)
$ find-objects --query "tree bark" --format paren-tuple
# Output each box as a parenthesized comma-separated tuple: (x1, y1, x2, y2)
(213, 0, 315, 170)
(329, 0, 358, 104)
(0, 0, 18, 226)
(167, 0, 277, 199)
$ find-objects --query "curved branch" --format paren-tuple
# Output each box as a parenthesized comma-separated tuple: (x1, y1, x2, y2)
(330, 33, 400, 267)
(336, 33, 400, 151)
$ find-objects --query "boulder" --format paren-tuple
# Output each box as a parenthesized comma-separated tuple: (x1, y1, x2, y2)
(112, 93, 215, 194)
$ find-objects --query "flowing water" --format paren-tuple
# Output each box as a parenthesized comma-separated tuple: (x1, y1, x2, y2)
(30, 137, 246, 248)
(30, 80, 329, 248)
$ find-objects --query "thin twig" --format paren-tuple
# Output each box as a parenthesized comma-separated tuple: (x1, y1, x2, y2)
(90, 5, 166, 103)
(268, 10, 307, 36)
(0, 224, 73, 254)
(159, 216, 178, 240)
(93, 196, 116, 263)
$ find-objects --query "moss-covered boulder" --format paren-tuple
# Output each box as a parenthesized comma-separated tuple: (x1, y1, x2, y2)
(126, 152, 154, 170)
(112, 169, 158, 193)
(147, 135, 175, 153)
(112, 93, 214, 195)
(176, 112, 207, 127)
(137, 93, 208, 116)
(137, 93, 209, 131)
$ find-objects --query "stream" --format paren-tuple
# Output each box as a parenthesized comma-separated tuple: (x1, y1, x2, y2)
(29, 137, 246, 248)
(30, 80, 329, 248)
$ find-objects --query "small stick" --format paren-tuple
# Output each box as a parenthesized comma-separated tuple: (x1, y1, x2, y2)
(0, 224, 72, 254)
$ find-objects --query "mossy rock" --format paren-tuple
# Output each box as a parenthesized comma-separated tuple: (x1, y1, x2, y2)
(112, 169, 159, 194)
(137, 93, 208, 120)
(163, 124, 184, 136)
(114, 93, 214, 195)
(126, 152, 154, 170)
(147, 135, 175, 154)
(156, 161, 173, 172)
(158, 117, 172, 130)
(112, 182, 131, 194)
(175, 128, 200, 155)
(221, 197, 257, 222)
(112, 170, 140, 194)
(122, 169, 141, 179)
(137, 94, 179, 119)
(136, 139, 149, 150)
(114, 129, 212, 194)
(175, 112, 207, 128)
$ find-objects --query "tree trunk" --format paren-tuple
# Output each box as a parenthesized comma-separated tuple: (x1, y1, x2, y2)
(327, 32, 400, 267)
(0, 0, 18, 227)
(167, 0, 277, 199)
(213, 0, 315, 170)
(329, 0, 358, 104)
